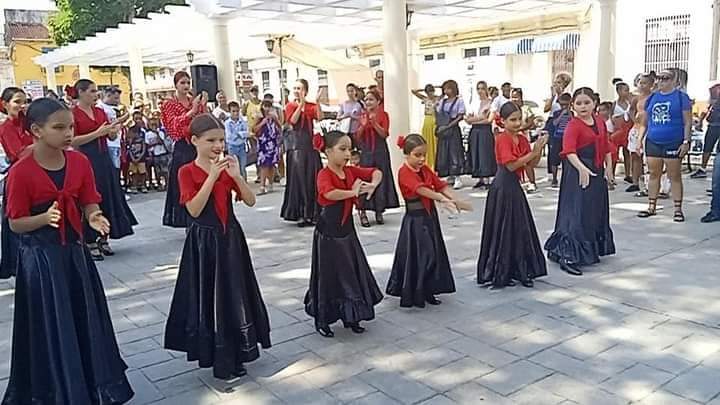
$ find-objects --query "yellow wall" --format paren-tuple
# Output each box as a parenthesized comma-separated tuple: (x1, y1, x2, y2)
(12, 39, 131, 105)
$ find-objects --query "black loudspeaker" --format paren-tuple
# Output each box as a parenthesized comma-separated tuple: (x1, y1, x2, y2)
(190, 64, 218, 102)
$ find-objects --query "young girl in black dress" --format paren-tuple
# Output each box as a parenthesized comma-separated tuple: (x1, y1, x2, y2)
(164, 114, 271, 381)
(3, 98, 133, 404)
(545, 87, 615, 276)
(305, 131, 383, 337)
(387, 134, 471, 308)
(477, 102, 548, 289)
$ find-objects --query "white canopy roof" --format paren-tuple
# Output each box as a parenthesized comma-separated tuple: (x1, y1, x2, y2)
(34, 0, 590, 68)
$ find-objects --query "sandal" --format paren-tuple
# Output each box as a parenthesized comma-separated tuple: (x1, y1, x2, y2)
(638, 198, 658, 218)
(359, 211, 371, 228)
(673, 200, 685, 222)
(98, 238, 114, 256)
(635, 190, 648, 197)
(88, 243, 104, 261)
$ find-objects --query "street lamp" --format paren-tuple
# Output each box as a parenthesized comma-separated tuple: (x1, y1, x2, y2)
(265, 35, 292, 106)
(186, 50, 194, 64)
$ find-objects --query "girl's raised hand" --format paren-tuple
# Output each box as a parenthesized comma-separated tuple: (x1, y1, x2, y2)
(45, 201, 62, 228)
(226, 154, 243, 180)
(88, 211, 110, 235)
(351, 178, 363, 197)
(209, 157, 230, 180)
(360, 181, 378, 200)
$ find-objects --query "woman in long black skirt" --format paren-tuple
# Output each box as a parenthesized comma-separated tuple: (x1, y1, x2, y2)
(69, 80, 136, 261)
(466, 81, 496, 189)
(305, 131, 383, 337)
(545, 87, 616, 276)
(281, 79, 322, 227)
(355, 88, 399, 226)
(164, 114, 270, 380)
(387, 134, 470, 308)
(0, 87, 33, 278)
(3, 99, 133, 404)
(161, 71, 207, 228)
(435, 80, 467, 189)
(477, 103, 548, 289)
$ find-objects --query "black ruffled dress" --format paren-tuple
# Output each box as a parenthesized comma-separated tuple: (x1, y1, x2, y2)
(163, 139, 196, 227)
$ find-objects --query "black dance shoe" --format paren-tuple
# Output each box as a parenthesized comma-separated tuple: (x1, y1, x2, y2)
(375, 213, 384, 225)
(559, 259, 583, 276)
(425, 295, 442, 305)
(625, 184, 640, 193)
(343, 321, 365, 334)
(473, 180, 486, 189)
(701, 212, 720, 223)
(98, 238, 114, 256)
(234, 364, 247, 378)
(521, 279, 534, 288)
(316, 324, 334, 338)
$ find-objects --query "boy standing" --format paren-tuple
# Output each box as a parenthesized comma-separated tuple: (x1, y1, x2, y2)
(543, 93, 572, 188)
(225, 101, 249, 179)
(127, 116, 148, 193)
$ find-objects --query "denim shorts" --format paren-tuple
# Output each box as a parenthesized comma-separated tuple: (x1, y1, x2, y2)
(645, 139, 683, 159)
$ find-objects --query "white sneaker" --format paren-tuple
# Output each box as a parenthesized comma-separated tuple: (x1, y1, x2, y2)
(453, 178, 463, 190)
(526, 183, 537, 193)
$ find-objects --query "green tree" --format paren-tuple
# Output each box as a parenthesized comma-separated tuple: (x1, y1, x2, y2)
(49, 0, 186, 46)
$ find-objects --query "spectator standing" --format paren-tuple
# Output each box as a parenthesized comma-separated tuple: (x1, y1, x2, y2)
(225, 101, 249, 180)
(145, 117, 171, 190)
(97, 86, 123, 172)
(212, 90, 230, 122)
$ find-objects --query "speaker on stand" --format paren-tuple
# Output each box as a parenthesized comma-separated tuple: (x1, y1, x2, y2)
(189, 64, 218, 102)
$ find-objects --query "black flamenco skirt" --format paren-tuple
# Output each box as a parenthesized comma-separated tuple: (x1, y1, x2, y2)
(304, 203, 383, 325)
(468, 124, 497, 178)
(357, 137, 400, 213)
(477, 167, 547, 287)
(79, 141, 137, 242)
(281, 130, 322, 222)
(2, 231, 133, 404)
(544, 145, 615, 266)
(164, 219, 271, 377)
(0, 188, 19, 278)
(386, 201, 455, 307)
(435, 125, 466, 177)
(163, 139, 197, 228)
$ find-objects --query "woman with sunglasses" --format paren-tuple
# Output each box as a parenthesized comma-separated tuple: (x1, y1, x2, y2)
(637, 69, 692, 222)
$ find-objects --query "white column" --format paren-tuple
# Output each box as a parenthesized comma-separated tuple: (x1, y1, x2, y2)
(710, 0, 720, 81)
(128, 45, 147, 99)
(210, 18, 237, 101)
(594, 0, 616, 99)
(383, 0, 410, 180)
(78, 62, 91, 79)
(407, 29, 422, 134)
(45, 64, 57, 94)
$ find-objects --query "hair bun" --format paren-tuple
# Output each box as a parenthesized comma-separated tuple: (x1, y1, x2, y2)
(312, 132, 325, 151)
(396, 135, 406, 149)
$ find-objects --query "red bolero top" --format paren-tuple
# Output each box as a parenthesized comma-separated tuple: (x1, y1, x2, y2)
(495, 131, 531, 178)
(356, 109, 389, 152)
(0, 116, 33, 163)
(562, 116, 611, 167)
(178, 161, 241, 232)
(161, 96, 206, 142)
(5, 150, 101, 245)
(72, 106, 109, 152)
(317, 166, 375, 225)
(398, 163, 448, 214)
(284, 101, 318, 133)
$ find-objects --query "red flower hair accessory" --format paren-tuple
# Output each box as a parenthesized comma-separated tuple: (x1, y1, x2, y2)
(312, 132, 325, 151)
(396, 135, 406, 149)
(64, 85, 78, 99)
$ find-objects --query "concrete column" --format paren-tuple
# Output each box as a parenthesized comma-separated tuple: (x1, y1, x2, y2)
(407, 29, 422, 133)
(595, 0, 616, 99)
(45, 64, 57, 94)
(210, 18, 237, 101)
(710, 0, 720, 81)
(128, 45, 147, 99)
(383, 0, 409, 180)
(78, 62, 91, 79)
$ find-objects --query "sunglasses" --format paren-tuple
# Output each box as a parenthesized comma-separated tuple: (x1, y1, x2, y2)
(658, 75, 673, 81)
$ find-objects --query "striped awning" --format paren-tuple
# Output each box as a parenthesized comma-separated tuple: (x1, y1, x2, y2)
(491, 32, 580, 56)
(532, 32, 581, 52)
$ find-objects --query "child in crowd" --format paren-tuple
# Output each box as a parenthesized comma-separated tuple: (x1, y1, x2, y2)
(543, 93, 573, 188)
(305, 131, 383, 338)
(254, 100, 282, 194)
(387, 134, 471, 308)
(3, 98, 133, 403)
(127, 126, 148, 193)
(598, 101, 617, 189)
(164, 113, 270, 381)
(145, 117, 171, 190)
(225, 101, 249, 180)
(477, 102, 548, 289)
(350, 149, 361, 167)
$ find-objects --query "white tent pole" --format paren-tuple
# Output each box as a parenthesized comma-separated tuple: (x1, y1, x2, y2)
(210, 18, 238, 101)
(128, 45, 147, 100)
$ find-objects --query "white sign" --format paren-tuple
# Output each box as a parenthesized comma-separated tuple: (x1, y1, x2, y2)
(22, 80, 44, 99)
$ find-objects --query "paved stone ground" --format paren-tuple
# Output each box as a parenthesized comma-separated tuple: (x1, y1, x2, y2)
(1, 166, 720, 405)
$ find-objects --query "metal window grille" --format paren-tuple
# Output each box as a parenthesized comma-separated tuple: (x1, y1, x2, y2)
(317, 69, 328, 86)
(261, 71, 270, 91)
(424, 54, 434, 61)
(644, 14, 691, 73)
(463, 48, 478, 59)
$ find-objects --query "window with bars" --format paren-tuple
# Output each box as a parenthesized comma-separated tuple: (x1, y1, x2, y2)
(317, 69, 328, 86)
(644, 14, 690, 73)
(261, 71, 270, 91)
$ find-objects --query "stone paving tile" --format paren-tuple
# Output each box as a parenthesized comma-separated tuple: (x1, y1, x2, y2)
(476, 360, 553, 396)
(638, 390, 705, 405)
(141, 357, 200, 382)
(663, 365, 720, 403)
(600, 363, 675, 402)
(358, 369, 436, 405)
(663, 334, 720, 363)
(216, 388, 284, 405)
(348, 391, 402, 405)
(448, 336, 520, 368)
(416, 357, 495, 392)
(509, 384, 567, 405)
(120, 337, 162, 357)
(394, 327, 464, 353)
(324, 376, 377, 403)
(126, 348, 174, 370)
(127, 370, 164, 405)
(153, 371, 206, 398)
(498, 329, 563, 358)
(149, 385, 221, 405)
(530, 374, 627, 405)
(445, 381, 516, 405)
(265, 374, 337, 404)
(416, 395, 457, 405)
(553, 332, 617, 360)
(528, 349, 624, 385)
